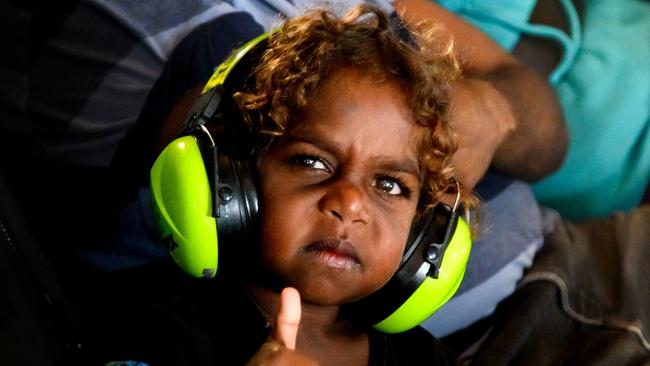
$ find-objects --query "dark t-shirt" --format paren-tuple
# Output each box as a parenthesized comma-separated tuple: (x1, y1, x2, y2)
(368, 326, 458, 365)
(91, 260, 457, 366)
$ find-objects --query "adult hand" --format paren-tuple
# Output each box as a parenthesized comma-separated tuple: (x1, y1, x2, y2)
(396, 0, 568, 189)
(246, 287, 319, 365)
(447, 78, 515, 191)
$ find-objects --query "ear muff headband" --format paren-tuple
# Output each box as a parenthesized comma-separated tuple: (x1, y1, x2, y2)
(203, 32, 272, 94)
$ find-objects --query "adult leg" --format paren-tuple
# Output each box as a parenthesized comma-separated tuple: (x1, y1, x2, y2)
(469, 206, 650, 365)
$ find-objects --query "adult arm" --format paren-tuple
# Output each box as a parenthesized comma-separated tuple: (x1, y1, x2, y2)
(394, 0, 569, 190)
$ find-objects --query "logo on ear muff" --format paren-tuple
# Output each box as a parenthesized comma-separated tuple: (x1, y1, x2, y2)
(149, 31, 472, 332)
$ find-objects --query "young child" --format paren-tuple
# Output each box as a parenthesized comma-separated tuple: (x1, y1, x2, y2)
(100, 4, 475, 365)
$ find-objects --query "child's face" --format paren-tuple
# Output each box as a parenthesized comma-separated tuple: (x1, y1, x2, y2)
(257, 68, 424, 306)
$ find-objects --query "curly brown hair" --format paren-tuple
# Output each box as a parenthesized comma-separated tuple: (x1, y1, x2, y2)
(234, 4, 476, 214)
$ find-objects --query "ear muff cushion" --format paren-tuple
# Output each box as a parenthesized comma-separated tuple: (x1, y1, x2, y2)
(150, 135, 219, 278)
(372, 216, 472, 333)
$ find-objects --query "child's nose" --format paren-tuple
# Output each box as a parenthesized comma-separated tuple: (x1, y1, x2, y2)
(317, 178, 370, 225)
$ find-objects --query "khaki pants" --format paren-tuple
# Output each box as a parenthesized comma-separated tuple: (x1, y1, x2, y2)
(469, 205, 650, 365)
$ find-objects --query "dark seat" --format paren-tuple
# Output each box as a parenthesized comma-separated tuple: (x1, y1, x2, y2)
(0, 165, 86, 365)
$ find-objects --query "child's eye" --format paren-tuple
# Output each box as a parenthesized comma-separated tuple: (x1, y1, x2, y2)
(291, 155, 330, 172)
(372, 176, 411, 198)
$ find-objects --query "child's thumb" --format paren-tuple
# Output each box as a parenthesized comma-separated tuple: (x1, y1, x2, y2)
(273, 287, 301, 350)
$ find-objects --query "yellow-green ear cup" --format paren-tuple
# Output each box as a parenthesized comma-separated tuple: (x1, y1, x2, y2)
(372, 216, 471, 333)
(150, 135, 219, 279)
(344, 204, 472, 333)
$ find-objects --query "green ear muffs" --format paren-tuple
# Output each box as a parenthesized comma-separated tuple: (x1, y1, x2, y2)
(149, 33, 270, 279)
(150, 132, 259, 279)
(150, 136, 218, 278)
(150, 31, 472, 332)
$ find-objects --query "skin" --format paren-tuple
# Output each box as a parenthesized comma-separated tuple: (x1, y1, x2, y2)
(513, 0, 584, 77)
(246, 68, 427, 365)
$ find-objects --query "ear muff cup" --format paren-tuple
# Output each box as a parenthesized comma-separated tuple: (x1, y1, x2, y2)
(150, 136, 219, 279)
(344, 204, 472, 334)
(150, 134, 259, 279)
(373, 214, 471, 333)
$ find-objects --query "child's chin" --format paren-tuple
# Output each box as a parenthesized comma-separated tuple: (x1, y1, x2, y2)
(297, 283, 360, 306)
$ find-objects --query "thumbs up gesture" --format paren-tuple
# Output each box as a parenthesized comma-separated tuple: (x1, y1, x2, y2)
(246, 287, 319, 365)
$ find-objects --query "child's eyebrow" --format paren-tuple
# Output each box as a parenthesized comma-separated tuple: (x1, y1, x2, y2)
(283, 134, 421, 178)
(377, 160, 421, 178)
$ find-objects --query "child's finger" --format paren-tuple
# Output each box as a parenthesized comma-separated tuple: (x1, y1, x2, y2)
(273, 287, 301, 350)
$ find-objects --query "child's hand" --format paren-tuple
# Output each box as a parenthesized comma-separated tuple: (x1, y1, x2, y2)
(273, 287, 301, 350)
(246, 287, 319, 365)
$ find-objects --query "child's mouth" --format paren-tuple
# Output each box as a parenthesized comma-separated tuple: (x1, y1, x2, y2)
(304, 239, 361, 270)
